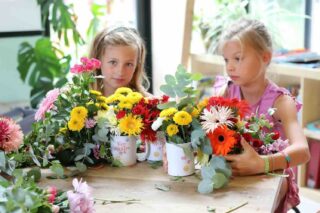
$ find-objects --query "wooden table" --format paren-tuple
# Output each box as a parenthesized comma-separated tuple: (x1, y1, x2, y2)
(39, 162, 282, 213)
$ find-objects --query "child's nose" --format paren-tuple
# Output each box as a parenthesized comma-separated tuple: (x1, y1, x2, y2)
(226, 62, 235, 72)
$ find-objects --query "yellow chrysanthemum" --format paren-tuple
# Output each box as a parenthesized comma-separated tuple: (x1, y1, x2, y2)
(89, 90, 102, 96)
(166, 124, 179, 136)
(118, 100, 133, 110)
(113, 94, 126, 102)
(59, 127, 68, 134)
(70, 106, 88, 119)
(197, 98, 209, 111)
(118, 114, 143, 136)
(191, 107, 200, 118)
(101, 103, 109, 110)
(159, 107, 178, 118)
(173, 111, 192, 125)
(97, 96, 108, 103)
(115, 87, 133, 96)
(68, 117, 85, 131)
(95, 103, 101, 108)
(127, 92, 143, 104)
(86, 101, 94, 106)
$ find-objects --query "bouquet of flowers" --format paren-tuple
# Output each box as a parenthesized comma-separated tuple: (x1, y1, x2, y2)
(198, 96, 289, 193)
(152, 65, 208, 148)
(0, 117, 23, 176)
(22, 57, 113, 172)
(93, 87, 146, 140)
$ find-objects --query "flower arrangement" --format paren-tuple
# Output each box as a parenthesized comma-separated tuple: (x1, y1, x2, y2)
(93, 87, 146, 142)
(152, 65, 208, 148)
(22, 57, 115, 172)
(0, 117, 23, 176)
(198, 96, 289, 193)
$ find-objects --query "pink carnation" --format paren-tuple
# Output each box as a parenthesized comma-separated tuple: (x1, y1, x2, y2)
(0, 117, 23, 152)
(67, 178, 95, 213)
(71, 58, 101, 74)
(35, 88, 60, 121)
(47, 186, 57, 203)
(85, 119, 96, 129)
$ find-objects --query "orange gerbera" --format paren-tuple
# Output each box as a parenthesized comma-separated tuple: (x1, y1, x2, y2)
(207, 126, 237, 156)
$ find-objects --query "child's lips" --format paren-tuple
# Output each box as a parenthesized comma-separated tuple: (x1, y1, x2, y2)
(230, 76, 239, 81)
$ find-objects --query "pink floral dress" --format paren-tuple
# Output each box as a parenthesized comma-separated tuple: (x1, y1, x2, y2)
(213, 76, 301, 212)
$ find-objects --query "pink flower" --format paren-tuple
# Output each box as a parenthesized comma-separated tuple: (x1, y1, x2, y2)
(0, 117, 23, 152)
(47, 186, 57, 203)
(35, 88, 60, 121)
(67, 178, 95, 213)
(71, 58, 101, 74)
(85, 119, 96, 128)
(71, 64, 85, 74)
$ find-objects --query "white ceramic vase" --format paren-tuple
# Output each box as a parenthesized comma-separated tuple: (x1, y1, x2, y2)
(166, 142, 195, 176)
(111, 135, 137, 166)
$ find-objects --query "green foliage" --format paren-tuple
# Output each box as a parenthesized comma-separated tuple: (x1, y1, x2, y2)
(198, 156, 231, 194)
(0, 170, 52, 212)
(17, 0, 84, 108)
(17, 38, 70, 108)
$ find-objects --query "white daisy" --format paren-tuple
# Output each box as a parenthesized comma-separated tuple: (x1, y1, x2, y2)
(200, 106, 234, 133)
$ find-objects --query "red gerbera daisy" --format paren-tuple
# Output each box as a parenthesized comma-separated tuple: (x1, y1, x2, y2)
(207, 126, 237, 156)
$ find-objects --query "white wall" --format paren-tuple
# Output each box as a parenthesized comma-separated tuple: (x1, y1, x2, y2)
(151, 0, 187, 95)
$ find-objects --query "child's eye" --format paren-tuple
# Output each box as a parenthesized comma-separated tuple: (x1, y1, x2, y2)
(235, 57, 241, 62)
(109, 60, 117, 65)
(223, 58, 229, 64)
(126, 63, 134, 68)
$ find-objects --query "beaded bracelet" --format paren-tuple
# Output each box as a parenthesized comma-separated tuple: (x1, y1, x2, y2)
(280, 151, 291, 169)
(263, 156, 270, 174)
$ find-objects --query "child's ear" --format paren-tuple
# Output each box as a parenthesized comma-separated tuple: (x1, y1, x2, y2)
(262, 51, 272, 64)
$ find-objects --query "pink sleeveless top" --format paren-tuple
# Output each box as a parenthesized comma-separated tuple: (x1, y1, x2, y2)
(213, 76, 302, 212)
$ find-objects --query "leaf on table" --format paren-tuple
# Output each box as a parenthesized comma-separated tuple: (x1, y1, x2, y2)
(154, 183, 171, 191)
(207, 206, 216, 212)
(170, 176, 185, 182)
(148, 161, 163, 169)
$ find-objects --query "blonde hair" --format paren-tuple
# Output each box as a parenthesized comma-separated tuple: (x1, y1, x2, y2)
(218, 18, 273, 57)
(89, 26, 150, 95)
(216, 18, 273, 97)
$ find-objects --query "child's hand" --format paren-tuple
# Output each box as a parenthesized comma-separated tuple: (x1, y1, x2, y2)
(224, 138, 265, 176)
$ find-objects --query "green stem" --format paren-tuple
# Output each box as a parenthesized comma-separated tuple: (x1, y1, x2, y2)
(225, 201, 248, 213)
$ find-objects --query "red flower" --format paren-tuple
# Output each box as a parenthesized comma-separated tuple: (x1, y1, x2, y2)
(242, 133, 252, 142)
(140, 128, 157, 142)
(132, 104, 146, 115)
(251, 139, 263, 148)
(271, 131, 280, 140)
(116, 110, 126, 119)
(207, 126, 237, 156)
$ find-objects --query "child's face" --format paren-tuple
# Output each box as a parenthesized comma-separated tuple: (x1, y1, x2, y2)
(100, 45, 138, 95)
(222, 40, 267, 86)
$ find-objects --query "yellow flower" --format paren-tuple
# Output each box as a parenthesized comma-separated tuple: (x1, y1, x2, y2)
(95, 103, 101, 108)
(160, 107, 178, 118)
(127, 92, 143, 104)
(115, 87, 132, 96)
(59, 127, 68, 134)
(86, 101, 94, 106)
(166, 124, 179, 136)
(173, 111, 192, 125)
(197, 98, 209, 111)
(70, 106, 88, 119)
(97, 96, 108, 103)
(118, 100, 133, 110)
(113, 94, 126, 102)
(191, 107, 200, 118)
(101, 103, 109, 110)
(68, 117, 85, 131)
(118, 114, 143, 136)
(89, 90, 102, 96)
